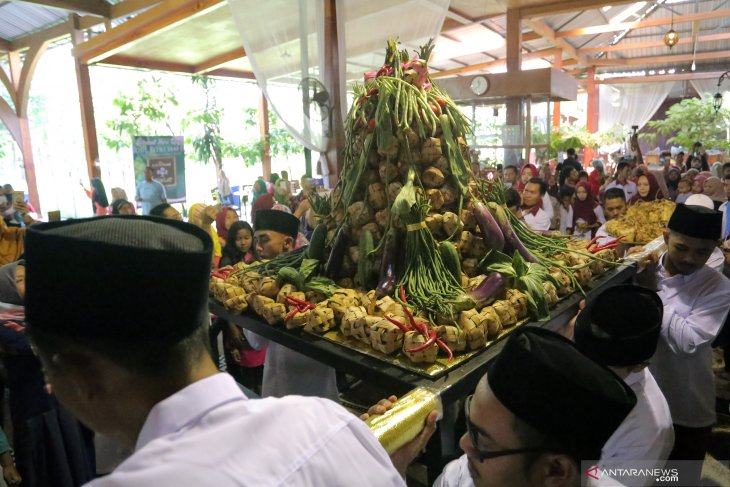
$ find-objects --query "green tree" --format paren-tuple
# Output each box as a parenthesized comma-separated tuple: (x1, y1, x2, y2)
(184, 75, 227, 172)
(646, 95, 730, 151)
(226, 107, 303, 167)
(104, 77, 179, 152)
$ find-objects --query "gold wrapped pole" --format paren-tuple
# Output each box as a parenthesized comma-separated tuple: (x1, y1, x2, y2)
(365, 387, 442, 455)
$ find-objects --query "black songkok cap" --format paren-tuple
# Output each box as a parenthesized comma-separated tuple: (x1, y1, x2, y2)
(488, 327, 636, 460)
(255, 209, 299, 239)
(25, 216, 212, 345)
(667, 203, 722, 240)
(575, 285, 663, 366)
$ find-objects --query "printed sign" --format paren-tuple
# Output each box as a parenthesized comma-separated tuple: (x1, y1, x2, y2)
(133, 136, 186, 203)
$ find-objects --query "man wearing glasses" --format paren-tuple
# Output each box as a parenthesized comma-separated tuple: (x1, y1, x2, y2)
(429, 327, 636, 487)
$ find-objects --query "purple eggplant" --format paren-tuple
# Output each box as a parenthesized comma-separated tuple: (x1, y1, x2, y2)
(472, 201, 505, 252)
(324, 224, 350, 280)
(486, 202, 538, 263)
(468, 272, 506, 309)
(375, 229, 399, 297)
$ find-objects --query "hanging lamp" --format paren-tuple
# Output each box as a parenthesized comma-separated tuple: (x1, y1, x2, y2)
(664, 10, 679, 48)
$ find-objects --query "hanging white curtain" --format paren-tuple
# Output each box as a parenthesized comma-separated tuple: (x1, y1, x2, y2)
(690, 78, 721, 96)
(228, 0, 449, 157)
(599, 82, 676, 133)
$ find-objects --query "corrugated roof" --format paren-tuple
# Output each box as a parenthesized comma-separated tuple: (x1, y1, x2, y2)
(0, 2, 67, 40)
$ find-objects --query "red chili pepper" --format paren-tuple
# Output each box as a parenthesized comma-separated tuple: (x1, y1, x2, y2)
(384, 314, 411, 333)
(366, 87, 379, 97)
(435, 97, 447, 109)
(429, 102, 440, 114)
(367, 118, 376, 132)
(398, 286, 430, 337)
(584, 236, 600, 250)
(405, 331, 437, 353)
(590, 236, 624, 253)
(284, 308, 300, 322)
(435, 337, 453, 362)
(286, 295, 308, 306)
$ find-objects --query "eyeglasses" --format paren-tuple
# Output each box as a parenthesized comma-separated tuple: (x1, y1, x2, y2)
(464, 394, 545, 463)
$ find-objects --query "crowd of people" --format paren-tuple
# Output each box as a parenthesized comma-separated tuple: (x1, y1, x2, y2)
(494, 148, 730, 246)
(0, 150, 726, 486)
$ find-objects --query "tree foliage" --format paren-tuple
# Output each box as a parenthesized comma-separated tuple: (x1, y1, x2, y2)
(226, 107, 303, 167)
(646, 95, 730, 151)
(183, 75, 225, 171)
(104, 77, 179, 152)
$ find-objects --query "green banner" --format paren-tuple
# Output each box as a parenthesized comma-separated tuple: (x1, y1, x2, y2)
(133, 136, 186, 202)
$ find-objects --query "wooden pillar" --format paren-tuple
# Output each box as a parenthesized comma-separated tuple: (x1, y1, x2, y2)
(72, 15, 101, 181)
(7, 44, 48, 214)
(258, 89, 271, 180)
(322, 0, 345, 188)
(585, 66, 599, 167)
(505, 8, 523, 166)
(552, 50, 562, 129)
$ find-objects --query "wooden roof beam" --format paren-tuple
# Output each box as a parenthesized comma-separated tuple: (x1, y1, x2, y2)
(430, 48, 562, 79)
(111, 0, 162, 18)
(18, 0, 110, 17)
(100, 54, 194, 72)
(520, 0, 639, 19)
(592, 70, 726, 84)
(590, 49, 730, 67)
(194, 47, 245, 74)
(73, 0, 227, 64)
(557, 8, 730, 38)
(524, 19, 586, 66)
(578, 31, 730, 54)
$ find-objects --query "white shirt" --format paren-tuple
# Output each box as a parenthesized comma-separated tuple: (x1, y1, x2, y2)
(87, 374, 403, 487)
(708, 247, 725, 273)
(559, 205, 571, 235)
(522, 206, 551, 232)
(649, 255, 730, 427)
(606, 180, 637, 202)
(599, 369, 674, 486)
(244, 332, 339, 402)
(541, 192, 554, 221)
(433, 455, 473, 487)
(720, 200, 729, 240)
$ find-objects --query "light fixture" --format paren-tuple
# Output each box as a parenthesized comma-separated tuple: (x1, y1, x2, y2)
(713, 71, 730, 113)
(664, 9, 679, 48)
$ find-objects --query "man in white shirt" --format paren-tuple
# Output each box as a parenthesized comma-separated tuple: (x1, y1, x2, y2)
(430, 327, 636, 487)
(595, 187, 627, 247)
(605, 162, 637, 202)
(521, 178, 551, 232)
(23, 217, 404, 486)
(135, 166, 167, 215)
(635, 202, 730, 485)
(246, 209, 338, 401)
(573, 285, 674, 487)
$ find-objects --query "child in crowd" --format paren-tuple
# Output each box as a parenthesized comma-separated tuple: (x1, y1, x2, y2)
(220, 221, 256, 267)
(578, 171, 589, 184)
(568, 181, 605, 239)
(558, 186, 574, 235)
(675, 177, 692, 204)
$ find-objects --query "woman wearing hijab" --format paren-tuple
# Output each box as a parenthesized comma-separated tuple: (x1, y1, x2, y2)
(702, 176, 726, 210)
(588, 160, 605, 201)
(251, 179, 274, 224)
(711, 161, 723, 179)
(517, 164, 539, 192)
(215, 206, 239, 248)
(664, 166, 681, 201)
(691, 171, 712, 194)
(0, 261, 96, 487)
(568, 181, 605, 239)
(189, 203, 222, 268)
(630, 172, 664, 204)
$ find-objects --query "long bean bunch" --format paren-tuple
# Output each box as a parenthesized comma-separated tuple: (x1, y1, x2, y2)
(394, 169, 473, 322)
